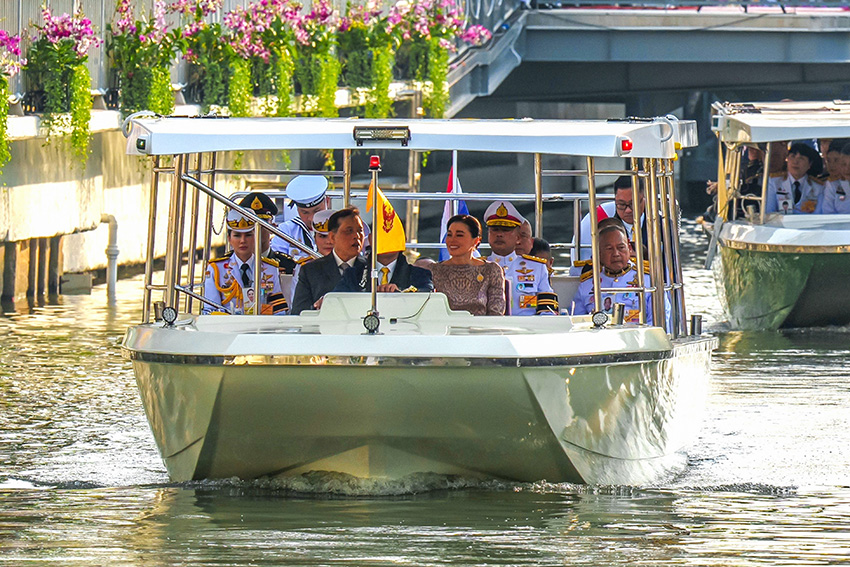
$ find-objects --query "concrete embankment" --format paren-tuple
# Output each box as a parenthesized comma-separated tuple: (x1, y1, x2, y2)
(0, 109, 248, 301)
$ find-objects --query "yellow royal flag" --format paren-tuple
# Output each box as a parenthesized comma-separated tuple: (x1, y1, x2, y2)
(366, 180, 406, 254)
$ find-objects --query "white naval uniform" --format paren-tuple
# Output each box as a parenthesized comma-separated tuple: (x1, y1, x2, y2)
(822, 179, 850, 214)
(270, 218, 316, 260)
(571, 262, 656, 325)
(766, 173, 824, 215)
(505, 254, 555, 315)
(202, 253, 286, 315)
(487, 252, 518, 270)
(568, 205, 645, 276)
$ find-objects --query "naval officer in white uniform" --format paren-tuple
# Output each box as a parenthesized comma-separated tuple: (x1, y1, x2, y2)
(571, 221, 659, 325)
(765, 143, 824, 215)
(270, 175, 330, 260)
(484, 200, 557, 315)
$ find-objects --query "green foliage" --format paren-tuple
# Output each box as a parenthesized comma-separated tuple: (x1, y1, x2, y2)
(316, 51, 341, 118)
(228, 58, 252, 117)
(338, 22, 371, 88)
(367, 44, 395, 118)
(149, 66, 175, 115)
(273, 53, 294, 117)
(107, 2, 176, 117)
(425, 38, 449, 119)
(69, 64, 93, 166)
(0, 76, 9, 175)
(26, 19, 98, 167)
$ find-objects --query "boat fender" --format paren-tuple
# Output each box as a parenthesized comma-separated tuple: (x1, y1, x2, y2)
(703, 215, 724, 269)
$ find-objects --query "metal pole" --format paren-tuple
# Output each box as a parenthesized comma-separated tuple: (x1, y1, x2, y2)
(534, 153, 543, 238)
(586, 156, 602, 313)
(185, 153, 202, 314)
(163, 154, 184, 309)
(173, 154, 190, 311)
(657, 159, 679, 337)
(630, 159, 647, 325)
(451, 150, 459, 216)
(369, 166, 380, 314)
(253, 209, 262, 315)
(142, 155, 161, 324)
(666, 158, 688, 334)
(201, 152, 217, 278)
(343, 149, 352, 207)
(760, 143, 773, 224)
(646, 159, 666, 331)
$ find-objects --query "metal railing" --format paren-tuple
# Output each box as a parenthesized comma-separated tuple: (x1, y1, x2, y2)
(143, 144, 687, 337)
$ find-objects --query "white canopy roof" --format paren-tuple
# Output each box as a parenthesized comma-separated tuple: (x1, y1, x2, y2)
(713, 101, 850, 143)
(124, 116, 695, 158)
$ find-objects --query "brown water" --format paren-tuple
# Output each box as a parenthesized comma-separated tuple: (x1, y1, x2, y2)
(1, 221, 849, 565)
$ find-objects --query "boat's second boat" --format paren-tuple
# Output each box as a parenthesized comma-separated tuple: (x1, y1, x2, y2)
(710, 101, 850, 330)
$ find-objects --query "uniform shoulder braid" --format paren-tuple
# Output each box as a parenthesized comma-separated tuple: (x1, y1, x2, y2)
(209, 251, 234, 263)
(261, 256, 280, 268)
(521, 253, 547, 265)
(809, 175, 825, 186)
(769, 171, 785, 179)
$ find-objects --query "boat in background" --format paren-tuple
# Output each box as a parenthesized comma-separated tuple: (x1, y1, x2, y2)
(121, 116, 716, 485)
(709, 101, 850, 330)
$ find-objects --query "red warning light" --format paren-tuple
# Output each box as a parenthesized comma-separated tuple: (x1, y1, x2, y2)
(369, 155, 381, 170)
(621, 138, 633, 153)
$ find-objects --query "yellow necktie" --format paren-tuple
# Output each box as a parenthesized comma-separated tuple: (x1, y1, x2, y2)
(380, 267, 389, 285)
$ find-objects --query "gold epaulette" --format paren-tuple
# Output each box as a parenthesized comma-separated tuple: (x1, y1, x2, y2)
(809, 175, 825, 185)
(209, 252, 233, 263)
(573, 259, 592, 268)
(642, 260, 651, 273)
(521, 253, 547, 264)
(769, 171, 785, 178)
(267, 292, 288, 314)
(262, 256, 280, 268)
(579, 270, 594, 282)
(297, 256, 313, 265)
(828, 173, 841, 182)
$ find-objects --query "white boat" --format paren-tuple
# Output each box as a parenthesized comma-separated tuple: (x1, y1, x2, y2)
(709, 101, 850, 330)
(121, 115, 716, 485)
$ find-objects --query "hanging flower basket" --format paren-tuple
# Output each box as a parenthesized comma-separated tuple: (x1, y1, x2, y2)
(25, 7, 103, 166)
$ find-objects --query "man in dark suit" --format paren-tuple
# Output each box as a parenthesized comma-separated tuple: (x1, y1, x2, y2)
(334, 251, 434, 293)
(291, 207, 366, 315)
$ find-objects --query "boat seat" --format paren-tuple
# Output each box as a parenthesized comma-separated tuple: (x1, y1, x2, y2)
(551, 274, 580, 313)
(280, 273, 294, 306)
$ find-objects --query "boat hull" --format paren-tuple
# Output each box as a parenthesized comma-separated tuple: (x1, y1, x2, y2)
(129, 334, 714, 485)
(717, 246, 850, 330)
(715, 216, 850, 330)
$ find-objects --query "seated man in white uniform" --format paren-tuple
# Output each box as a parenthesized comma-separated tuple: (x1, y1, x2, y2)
(823, 142, 850, 214)
(484, 200, 557, 315)
(570, 176, 645, 276)
(202, 208, 288, 315)
(765, 142, 824, 215)
(270, 175, 330, 260)
(571, 221, 659, 325)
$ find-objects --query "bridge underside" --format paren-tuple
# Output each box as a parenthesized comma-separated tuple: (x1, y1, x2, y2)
(484, 61, 850, 106)
(451, 9, 850, 208)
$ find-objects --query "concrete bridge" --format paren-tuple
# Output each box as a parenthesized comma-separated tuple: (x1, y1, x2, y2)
(451, 4, 850, 203)
(5, 1, 850, 301)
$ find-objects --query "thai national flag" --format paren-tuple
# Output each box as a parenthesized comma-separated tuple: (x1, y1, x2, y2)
(439, 168, 470, 261)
